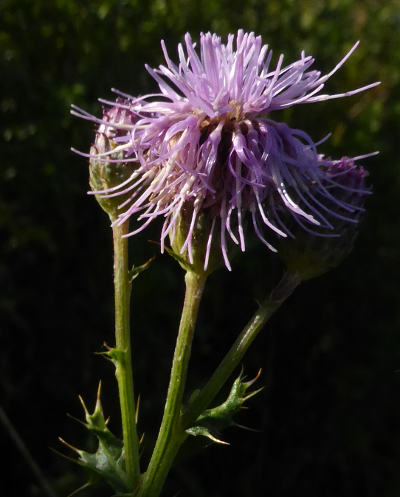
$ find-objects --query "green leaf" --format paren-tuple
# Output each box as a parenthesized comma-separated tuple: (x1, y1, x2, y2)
(59, 383, 131, 494)
(186, 370, 263, 444)
(128, 256, 155, 283)
(185, 425, 229, 445)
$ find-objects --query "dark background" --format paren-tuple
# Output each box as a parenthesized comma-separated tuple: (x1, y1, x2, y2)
(1, 1, 399, 496)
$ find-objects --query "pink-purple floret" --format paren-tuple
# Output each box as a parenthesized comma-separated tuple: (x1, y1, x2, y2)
(71, 30, 378, 270)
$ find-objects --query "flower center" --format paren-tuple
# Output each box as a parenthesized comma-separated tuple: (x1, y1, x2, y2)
(226, 100, 244, 121)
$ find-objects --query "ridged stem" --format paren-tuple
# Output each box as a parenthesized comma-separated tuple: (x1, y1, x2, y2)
(112, 221, 141, 488)
(138, 270, 207, 497)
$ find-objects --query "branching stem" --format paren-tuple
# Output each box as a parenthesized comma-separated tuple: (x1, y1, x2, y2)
(139, 271, 300, 497)
(183, 271, 301, 429)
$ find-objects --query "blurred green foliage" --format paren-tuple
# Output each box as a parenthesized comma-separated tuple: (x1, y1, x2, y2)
(1, 1, 399, 496)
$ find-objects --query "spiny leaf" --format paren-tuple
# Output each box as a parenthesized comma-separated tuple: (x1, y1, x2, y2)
(186, 425, 229, 445)
(128, 256, 155, 282)
(59, 383, 130, 494)
(186, 369, 263, 444)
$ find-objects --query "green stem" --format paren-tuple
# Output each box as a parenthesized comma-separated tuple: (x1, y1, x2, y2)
(183, 271, 301, 428)
(139, 270, 207, 497)
(112, 221, 141, 488)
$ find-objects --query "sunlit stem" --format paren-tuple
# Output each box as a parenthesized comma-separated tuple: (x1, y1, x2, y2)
(139, 270, 207, 497)
(112, 220, 141, 488)
(139, 270, 300, 497)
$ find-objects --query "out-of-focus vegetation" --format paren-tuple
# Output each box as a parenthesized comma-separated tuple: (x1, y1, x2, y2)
(1, 1, 399, 496)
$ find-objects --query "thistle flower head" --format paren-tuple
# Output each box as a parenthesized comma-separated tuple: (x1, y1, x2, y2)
(274, 155, 372, 279)
(72, 30, 378, 271)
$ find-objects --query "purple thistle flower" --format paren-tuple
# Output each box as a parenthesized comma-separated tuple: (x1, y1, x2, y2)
(72, 30, 379, 271)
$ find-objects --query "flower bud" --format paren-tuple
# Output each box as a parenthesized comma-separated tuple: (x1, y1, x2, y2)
(169, 201, 238, 275)
(89, 100, 137, 221)
(274, 157, 371, 280)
